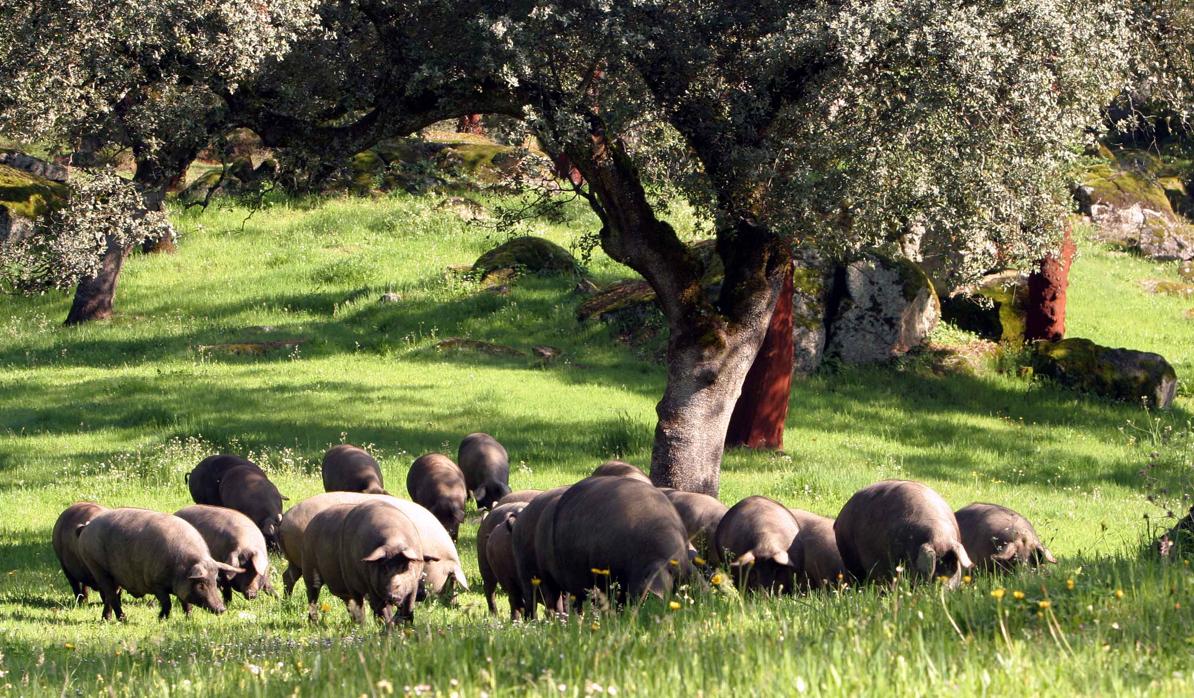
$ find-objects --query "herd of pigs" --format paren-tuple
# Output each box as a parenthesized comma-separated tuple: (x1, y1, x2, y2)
(50, 432, 1057, 627)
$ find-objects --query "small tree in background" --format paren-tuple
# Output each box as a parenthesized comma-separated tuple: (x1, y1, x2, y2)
(0, 0, 319, 323)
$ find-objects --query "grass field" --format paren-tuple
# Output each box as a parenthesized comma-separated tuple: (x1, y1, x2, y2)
(1, 191, 1193, 696)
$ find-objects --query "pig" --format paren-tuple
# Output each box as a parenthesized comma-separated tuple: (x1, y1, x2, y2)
(457, 432, 512, 510)
(218, 465, 286, 550)
(406, 453, 467, 541)
(497, 489, 543, 507)
(174, 504, 273, 602)
(52, 502, 108, 603)
(303, 501, 433, 625)
(590, 460, 651, 483)
(278, 492, 467, 599)
(546, 477, 692, 607)
(834, 480, 973, 588)
(478, 502, 528, 617)
(322, 444, 387, 494)
(787, 509, 849, 589)
(955, 502, 1057, 571)
(477, 503, 530, 610)
(713, 496, 801, 593)
(76, 508, 242, 621)
(187, 454, 263, 505)
(663, 491, 728, 563)
(511, 486, 570, 619)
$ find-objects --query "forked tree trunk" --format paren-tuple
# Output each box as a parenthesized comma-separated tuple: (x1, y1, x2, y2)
(64, 236, 131, 325)
(725, 260, 795, 450)
(1025, 223, 1076, 342)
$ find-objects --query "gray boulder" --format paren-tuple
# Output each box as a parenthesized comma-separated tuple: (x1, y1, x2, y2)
(0, 150, 67, 182)
(1032, 338, 1178, 409)
(791, 249, 833, 375)
(825, 255, 940, 364)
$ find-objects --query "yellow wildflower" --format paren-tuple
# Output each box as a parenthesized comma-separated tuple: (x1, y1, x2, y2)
(991, 588, 1005, 600)
(63, 642, 75, 650)
(320, 602, 331, 613)
(711, 573, 724, 586)
(590, 568, 610, 576)
(1038, 600, 1051, 610)
(1012, 590, 1025, 600)
(591, 621, 600, 631)
(936, 575, 951, 584)
(1114, 589, 1124, 600)
(693, 557, 706, 566)
(962, 575, 972, 585)
(1066, 578, 1075, 590)
(669, 559, 679, 567)
(531, 577, 542, 587)
(376, 680, 394, 695)
(668, 601, 682, 610)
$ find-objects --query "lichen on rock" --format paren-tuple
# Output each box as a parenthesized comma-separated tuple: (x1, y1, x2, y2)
(1032, 337, 1178, 409)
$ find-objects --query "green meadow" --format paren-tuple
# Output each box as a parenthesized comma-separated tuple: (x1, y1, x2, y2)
(1, 191, 1192, 696)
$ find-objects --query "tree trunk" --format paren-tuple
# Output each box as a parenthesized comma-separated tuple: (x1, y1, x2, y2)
(650, 323, 775, 495)
(64, 236, 131, 325)
(561, 124, 789, 496)
(1025, 222, 1076, 342)
(455, 114, 484, 135)
(725, 260, 795, 450)
(63, 154, 188, 324)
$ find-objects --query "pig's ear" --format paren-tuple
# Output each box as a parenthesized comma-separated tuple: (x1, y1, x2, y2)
(991, 545, 1019, 563)
(243, 551, 269, 577)
(400, 547, 421, 562)
(213, 562, 246, 576)
(188, 563, 208, 580)
(772, 550, 794, 568)
(361, 546, 389, 563)
(955, 542, 974, 570)
(280, 496, 290, 502)
(74, 521, 90, 538)
(729, 551, 756, 568)
(504, 514, 519, 532)
(1035, 546, 1058, 565)
(452, 567, 470, 591)
(472, 486, 487, 502)
(915, 544, 937, 576)
(423, 553, 441, 563)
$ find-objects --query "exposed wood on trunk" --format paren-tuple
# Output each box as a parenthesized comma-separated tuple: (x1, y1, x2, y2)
(1025, 223, 1076, 342)
(726, 260, 795, 449)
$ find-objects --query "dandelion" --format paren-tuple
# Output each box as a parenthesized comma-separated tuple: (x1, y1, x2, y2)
(1012, 591, 1025, 600)
(591, 568, 610, 576)
(1066, 578, 1075, 590)
(1038, 600, 1051, 610)
(693, 557, 706, 566)
(320, 602, 331, 613)
(669, 559, 680, 567)
(991, 588, 1005, 600)
(63, 643, 75, 651)
(669, 601, 682, 610)
(1114, 589, 1124, 600)
(936, 575, 951, 584)
(531, 577, 542, 587)
(376, 680, 393, 694)
(591, 621, 600, 631)
(711, 573, 724, 586)
(962, 575, 972, 585)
